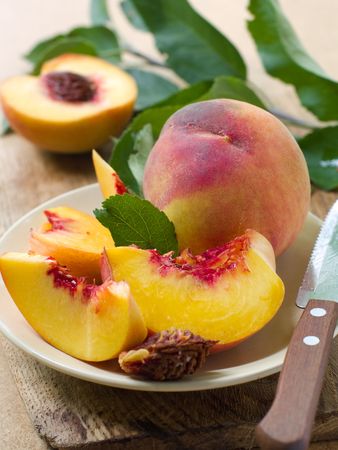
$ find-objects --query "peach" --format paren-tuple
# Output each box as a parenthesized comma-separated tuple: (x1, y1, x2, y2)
(29, 206, 114, 280)
(0, 252, 147, 361)
(0, 54, 137, 153)
(143, 99, 311, 256)
(105, 230, 284, 348)
(92, 149, 127, 198)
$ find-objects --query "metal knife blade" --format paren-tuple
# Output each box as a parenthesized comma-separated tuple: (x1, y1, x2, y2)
(297, 200, 338, 308)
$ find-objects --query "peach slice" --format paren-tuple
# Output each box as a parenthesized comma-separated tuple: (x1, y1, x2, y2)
(29, 206, 114, 280)
(0, 54, 137, 153)
(92, 149, 127, 198)
(105, 230, 284, 348)
(0, 252, 147, 361)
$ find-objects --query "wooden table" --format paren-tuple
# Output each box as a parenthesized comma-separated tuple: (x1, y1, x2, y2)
(0, 1, 337, 449)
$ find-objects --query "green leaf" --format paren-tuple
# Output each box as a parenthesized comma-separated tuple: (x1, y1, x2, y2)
(110, 76, 266, 194)
(121, 0, 246, 83)
(25, 35, 65, 64)
(198, 76, 266, 108)
(121, 0, 147, 31)
(127, 68, 179, 110)
(25, 26, 120, 73)
(1, 114, 12, 136)
(90, 0, 110, 26)
(94, 194, 178, 254)
(247, 0, 338, 121)
(69, 26, 120, 62)
(110, 105, 180, 195)
(31, 37, 97, 74)
(154, 80, 212, 107)
(128, 124, 154, 189)
(298, 127, 338, 191)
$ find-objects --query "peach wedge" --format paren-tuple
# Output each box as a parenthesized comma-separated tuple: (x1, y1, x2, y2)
(105, 230, 284, 349)
(0, 252, 147, 361)
(0, 54, 137, 153)
(92, 149, 127, 198)
(30, 206, 114, 280)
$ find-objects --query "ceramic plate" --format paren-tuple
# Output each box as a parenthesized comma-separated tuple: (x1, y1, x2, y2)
(0, 184, 325, 391)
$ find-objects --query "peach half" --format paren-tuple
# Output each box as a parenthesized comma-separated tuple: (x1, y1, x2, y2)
(29, 206, 114, 280)
(105, 230, 284, 349)
(0, 54, 137, 153)
(92, 149, 127, 198)
(0, 252, 147, 361)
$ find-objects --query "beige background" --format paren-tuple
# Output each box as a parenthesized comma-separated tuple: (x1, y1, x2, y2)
(0, 1, 337, 449)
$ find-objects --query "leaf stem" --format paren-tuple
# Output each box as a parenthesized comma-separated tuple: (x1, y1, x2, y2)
(124, 46, 166, 68)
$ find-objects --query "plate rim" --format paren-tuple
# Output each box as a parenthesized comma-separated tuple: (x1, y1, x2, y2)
(0, 183, 322, 392)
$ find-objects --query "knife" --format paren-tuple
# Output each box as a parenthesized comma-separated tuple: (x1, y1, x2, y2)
(256, 200, 338, 450)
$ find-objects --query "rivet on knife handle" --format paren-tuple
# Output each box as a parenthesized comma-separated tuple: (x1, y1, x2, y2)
(255, 299, 338, 450)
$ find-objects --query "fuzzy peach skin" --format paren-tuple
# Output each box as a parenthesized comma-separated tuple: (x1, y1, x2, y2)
(0, 54, 137, 153)
(105, 230, 285, 350)
(143, 99, 311, 256)
(0, 252, 147, 361)
(29, 206, 114, 280)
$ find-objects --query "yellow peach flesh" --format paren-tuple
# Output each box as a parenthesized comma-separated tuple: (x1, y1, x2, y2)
(0, 252, 147, 361)
(92, 149, 127, 198)
(0, 54, 137, 153)
(105, 230, 284, 347)
(29, 206, 114, 279)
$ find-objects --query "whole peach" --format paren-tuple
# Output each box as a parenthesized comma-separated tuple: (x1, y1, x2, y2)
(143, 99, 311, 255)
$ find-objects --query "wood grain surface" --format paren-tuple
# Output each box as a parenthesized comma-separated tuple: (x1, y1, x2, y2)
(1, 335, 337, 450)
(0, 1, 337, 449)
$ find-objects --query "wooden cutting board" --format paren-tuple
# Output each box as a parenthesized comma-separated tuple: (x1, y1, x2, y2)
(1, 334, 337, 449)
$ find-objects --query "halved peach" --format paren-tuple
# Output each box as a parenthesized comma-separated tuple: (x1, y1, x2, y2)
(0, 252, 147, 361)
(105, 230, 284, 348)
(0, 54, 137, 153)
(29, 206, 114, 280)
(92, 149, 127, 198)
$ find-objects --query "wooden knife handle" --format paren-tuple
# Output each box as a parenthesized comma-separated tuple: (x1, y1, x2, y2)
(256, 299, 338, 450)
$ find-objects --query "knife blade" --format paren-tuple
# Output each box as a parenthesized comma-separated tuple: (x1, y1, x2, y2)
(297, 200, 338, 307)
(256, 201, 338, 450)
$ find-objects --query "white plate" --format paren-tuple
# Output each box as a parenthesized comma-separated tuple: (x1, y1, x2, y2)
(0, 184, 324, 392)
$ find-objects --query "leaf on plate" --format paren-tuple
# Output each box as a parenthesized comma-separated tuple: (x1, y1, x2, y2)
(110, 76, 266, 195)
(90, 0, 111, 26)
(121, 0, 246, 83)
(298, 126, 338, 191)
(247, 0, 338, 121)
(127, 68, 179, 110)
(94, 194, 178, 254)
